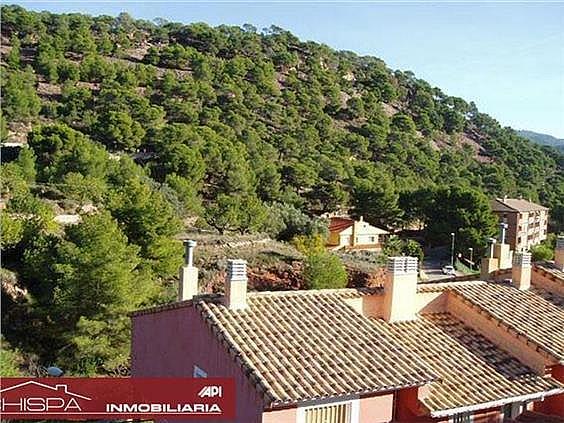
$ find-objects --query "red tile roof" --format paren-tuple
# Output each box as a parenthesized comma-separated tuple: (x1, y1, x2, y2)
(491, 198, 548, 213)
(451, 283, 564, 362)
(132, 280, 564, 415)
(328, 217, 354, 233)
(133, 286, 563, 413)
(374, 313, 563, 417)
(197, 289, 435, 407)
(535, 261, 564, 285)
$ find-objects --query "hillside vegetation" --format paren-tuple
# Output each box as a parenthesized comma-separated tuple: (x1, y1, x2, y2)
(518, 130, 564, 152)
(1, 5, 563, 376)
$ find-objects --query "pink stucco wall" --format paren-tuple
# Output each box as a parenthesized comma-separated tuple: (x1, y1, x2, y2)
(359, 393, 394, 422)
(262, 406, 297, 423)
(131, 305, 265, 423)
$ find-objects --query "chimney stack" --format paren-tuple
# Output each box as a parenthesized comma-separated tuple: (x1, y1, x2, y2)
(179, 240, 199, 301)
(481, 238, 499, 280)
(383, 257, 418, 322)
(512, 252, 531, 291)
(224, 259, 248, 310)
(555, 236, 564, 271)
(493, 223, 512, 269)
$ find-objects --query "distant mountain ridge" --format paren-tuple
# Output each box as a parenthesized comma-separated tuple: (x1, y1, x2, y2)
(518, 130, 564, 151)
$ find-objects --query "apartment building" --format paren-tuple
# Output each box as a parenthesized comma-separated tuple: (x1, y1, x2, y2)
(130, 239, 564, 423)
(491, 197, 549, 252)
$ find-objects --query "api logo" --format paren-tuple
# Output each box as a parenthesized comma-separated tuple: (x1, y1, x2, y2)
(198, 386, 223, 398)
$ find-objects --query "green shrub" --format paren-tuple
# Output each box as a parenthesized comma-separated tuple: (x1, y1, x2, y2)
(531, 244, 553, 262)
(303, 252, 347, 290)
(0, 343, 23, 376)
(383, 236, 424, 262)
(265, 203, 327, 241)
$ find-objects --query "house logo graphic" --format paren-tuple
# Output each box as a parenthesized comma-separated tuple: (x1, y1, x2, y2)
(0, 377, 236, 420)
(0, 380, 92, 414)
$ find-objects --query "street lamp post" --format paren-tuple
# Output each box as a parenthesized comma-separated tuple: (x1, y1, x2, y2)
(468, 247, 474, 268)
(450, 232, 455, 267)
(500, 223, 508, 244)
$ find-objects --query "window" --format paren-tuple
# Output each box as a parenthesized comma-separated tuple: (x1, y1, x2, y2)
(369, 236, 376, 243)
(193, 365, 207, 378)
(450, 412, 473, 422)
(304, 402, 351, 423)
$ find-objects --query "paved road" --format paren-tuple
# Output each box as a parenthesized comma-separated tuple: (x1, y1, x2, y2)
(422, 248, 462, 281)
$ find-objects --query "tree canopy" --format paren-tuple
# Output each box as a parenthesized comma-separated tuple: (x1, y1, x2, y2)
(1, 4, 561, 236)
(1, 4, 563, 377)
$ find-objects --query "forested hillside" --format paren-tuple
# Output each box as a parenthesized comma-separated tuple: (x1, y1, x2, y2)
(518, 130, 564, 152)
(1, 5, 563, 376)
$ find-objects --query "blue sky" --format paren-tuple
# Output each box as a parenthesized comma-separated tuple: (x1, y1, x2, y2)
(6, 1, 564, 137)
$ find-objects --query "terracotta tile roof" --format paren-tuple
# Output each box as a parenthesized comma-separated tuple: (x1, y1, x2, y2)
(328, 217, 389, 235)
(451, 283, 564, 362)
(491, 198, 548, 213)
(196, 288, 435, 406)
(374, 313, 563, 417)
(417, 280, 485, 293)
(328, 217, 354, 233)
(491, 198, 518, 213)
(535, 261, 564, 283)
(531, 287, 564, 308)
(130, 294, 221, 317)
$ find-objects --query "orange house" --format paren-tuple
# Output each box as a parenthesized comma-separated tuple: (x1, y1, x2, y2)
(131, 240, 564, 423)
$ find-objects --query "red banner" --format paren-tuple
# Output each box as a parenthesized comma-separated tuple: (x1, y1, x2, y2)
(0, 377, 235, 420)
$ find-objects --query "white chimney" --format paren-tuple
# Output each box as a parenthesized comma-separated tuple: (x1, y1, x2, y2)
(179, 240, 199, 301)
(512, 252, 531, 291)
(224, 259, 248, 310)
(555, 236, 564, 271)
(481, 238, 499, 280)
(382, 257, 418, 322)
